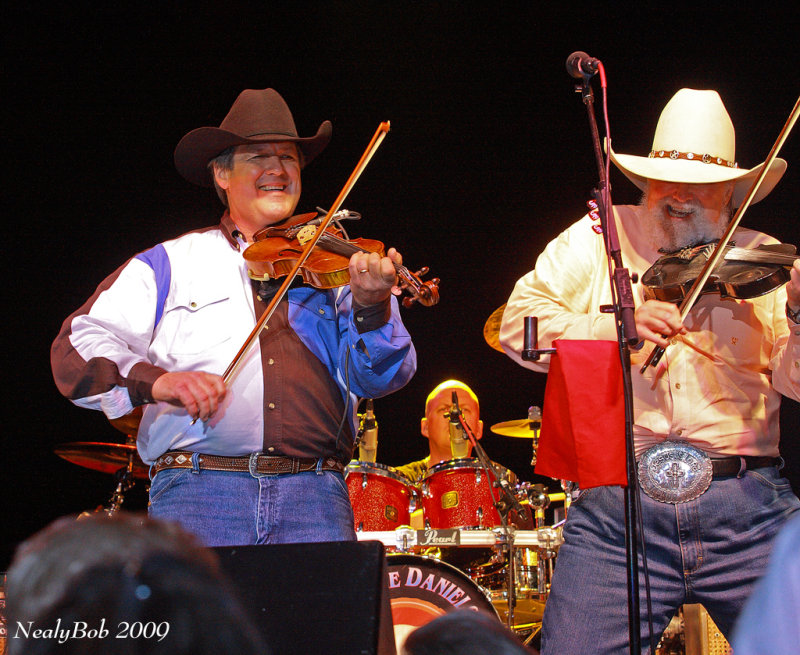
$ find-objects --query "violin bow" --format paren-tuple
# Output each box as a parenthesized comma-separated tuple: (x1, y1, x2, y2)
(221, 122, 391, 388)
(641, 95, 800, 373)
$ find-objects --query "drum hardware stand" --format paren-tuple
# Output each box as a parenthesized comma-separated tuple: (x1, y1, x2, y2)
(520, 58, 648, 654)
(395, 527, 416, 552)
(77, 448, 140, 519)
(523, 482, 551, 528)
(105, 462, 137, 514)
(106, 434, 141, 514)
(523, 485, 558, 619)
(527, 405, 542, 466)
(520, 624, 542, 647)
(560, 479, 574, 517)
(535, 529, 559, 600)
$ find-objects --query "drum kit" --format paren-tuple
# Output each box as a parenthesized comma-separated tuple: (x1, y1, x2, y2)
(346, 421, 570, 647)
(342, 305, 571, 647)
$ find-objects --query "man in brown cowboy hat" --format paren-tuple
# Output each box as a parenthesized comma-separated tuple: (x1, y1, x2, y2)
(500, 88, 800, 653)
(51, 88, 417, 545)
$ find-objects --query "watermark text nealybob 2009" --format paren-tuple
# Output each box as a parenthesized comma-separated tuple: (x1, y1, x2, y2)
(11, 619, 170, 644)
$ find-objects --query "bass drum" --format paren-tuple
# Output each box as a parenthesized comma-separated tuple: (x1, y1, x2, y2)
(386, 553, 499, 650)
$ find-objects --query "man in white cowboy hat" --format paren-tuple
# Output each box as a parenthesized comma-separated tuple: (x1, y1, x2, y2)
(500, 88, 800, 653)
(51, 88, 417, 545)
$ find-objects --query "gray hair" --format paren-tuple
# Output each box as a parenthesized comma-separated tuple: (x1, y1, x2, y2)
(208, 147, 236, 206)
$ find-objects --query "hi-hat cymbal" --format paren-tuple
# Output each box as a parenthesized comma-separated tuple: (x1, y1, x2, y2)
(483, 304, 506, 353)
(490, 418, 541, 438)
(54, 442, 148, 479)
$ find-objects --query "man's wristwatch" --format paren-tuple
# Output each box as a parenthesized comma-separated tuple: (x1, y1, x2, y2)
(787, 303, 800, 324)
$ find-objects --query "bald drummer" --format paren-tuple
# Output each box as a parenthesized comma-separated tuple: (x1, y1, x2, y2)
(395, 379, 514, 484)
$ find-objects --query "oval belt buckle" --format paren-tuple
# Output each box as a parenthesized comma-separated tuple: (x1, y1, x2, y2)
(638, 441, 713, 503)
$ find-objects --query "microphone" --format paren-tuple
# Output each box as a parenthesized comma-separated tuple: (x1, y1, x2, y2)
(448, 391, 470, 459)
(565, 51, 600, 79)
(358, 399, 378, 462)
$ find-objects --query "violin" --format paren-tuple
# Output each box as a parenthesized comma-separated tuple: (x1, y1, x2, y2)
(243, 212, 440, 307)
(641, 94, 800, 371)
(641, 241, 799, 304)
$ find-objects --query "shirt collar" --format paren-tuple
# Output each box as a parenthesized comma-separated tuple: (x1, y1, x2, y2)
(219, 211, 246, 251)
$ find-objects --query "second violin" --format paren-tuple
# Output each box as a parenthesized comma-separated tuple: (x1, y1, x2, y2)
(641, 241, 799, 303)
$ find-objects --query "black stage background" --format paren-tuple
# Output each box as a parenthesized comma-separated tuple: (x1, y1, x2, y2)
(3, 5, 799, 569)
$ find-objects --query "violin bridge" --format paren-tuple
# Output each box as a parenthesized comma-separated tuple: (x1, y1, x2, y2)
(296, 225, 317, 246)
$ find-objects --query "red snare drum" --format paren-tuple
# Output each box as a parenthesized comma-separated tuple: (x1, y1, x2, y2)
(346, 461, 418, 531)
(421, 458, 505, 529)
(386, 554, 499, 650)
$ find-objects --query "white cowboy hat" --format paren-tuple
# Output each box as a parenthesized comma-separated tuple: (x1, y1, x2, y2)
(609, 88, 786, 206)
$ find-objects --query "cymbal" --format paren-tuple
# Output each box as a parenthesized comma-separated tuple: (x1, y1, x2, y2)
(54, 442, 148, 479)
(482, 304, 506, 353)
(108, 406, 143, 437)
(490, 418, 541, 438)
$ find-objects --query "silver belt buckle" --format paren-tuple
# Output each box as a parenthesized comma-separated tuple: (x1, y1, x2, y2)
(638, 441, 713, 503)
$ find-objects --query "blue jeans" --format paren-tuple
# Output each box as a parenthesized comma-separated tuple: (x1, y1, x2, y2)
(148, 460, 356, 546)
(540, 466, 799, 655)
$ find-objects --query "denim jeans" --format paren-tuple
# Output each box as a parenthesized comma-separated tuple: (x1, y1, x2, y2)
(148, 460, 356, 546)
(540, 466, 799, 655)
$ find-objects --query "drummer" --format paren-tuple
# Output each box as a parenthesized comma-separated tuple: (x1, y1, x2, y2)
(395, 379, 515, 484)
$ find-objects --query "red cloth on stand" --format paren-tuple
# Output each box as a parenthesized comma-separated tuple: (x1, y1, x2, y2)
(535, 340, 627, 488)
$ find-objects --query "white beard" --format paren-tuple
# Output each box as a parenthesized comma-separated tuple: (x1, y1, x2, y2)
(637, 192, 731, 253)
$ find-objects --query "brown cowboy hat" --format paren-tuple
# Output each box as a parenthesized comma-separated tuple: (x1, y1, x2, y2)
(174, 88, 332, 187)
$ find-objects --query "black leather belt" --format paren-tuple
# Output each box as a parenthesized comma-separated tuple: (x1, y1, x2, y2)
(710, 456, 780, 477)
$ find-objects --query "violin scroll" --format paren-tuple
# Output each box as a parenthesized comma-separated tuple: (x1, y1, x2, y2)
(396, 265, 440, 307)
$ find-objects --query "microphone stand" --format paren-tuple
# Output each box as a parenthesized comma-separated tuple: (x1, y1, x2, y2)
(455, 412, 524, 629)
(577, 65, 644, 655)
(455, 412, 525, 525)
(525, 65, 645, 653)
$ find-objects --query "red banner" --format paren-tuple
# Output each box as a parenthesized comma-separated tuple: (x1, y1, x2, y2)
(535, 340, 627, 488)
